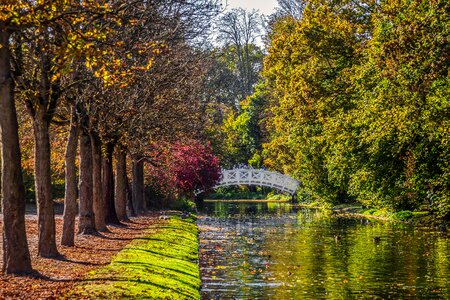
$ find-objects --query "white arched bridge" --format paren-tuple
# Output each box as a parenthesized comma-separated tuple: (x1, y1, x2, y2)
(196, 168, 300, 195)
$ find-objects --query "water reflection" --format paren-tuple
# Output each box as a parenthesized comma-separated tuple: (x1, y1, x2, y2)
(198, 202, 450, 299)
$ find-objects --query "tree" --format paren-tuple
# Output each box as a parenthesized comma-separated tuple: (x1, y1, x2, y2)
(61, 105, 79, 246)
(276, 0, 305, 19)
(7, 0, 121, 257)
(0, 0, 90, 270)
(339, 0, 450, 214)
(262, 0, 449, 218)
(115, 145, 128, 221)
(216, 8, 264, 107)
(262, 1, 370, 203)
(146, 140, 221, 201)
(78, 126, 96, 235)
(0, 26, 32, 274)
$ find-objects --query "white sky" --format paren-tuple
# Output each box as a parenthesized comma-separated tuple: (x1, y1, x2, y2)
(224, 0, 279, 15)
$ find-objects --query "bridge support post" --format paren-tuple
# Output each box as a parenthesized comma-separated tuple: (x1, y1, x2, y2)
(290, 193, 298, 204)
(195, 193, 205, 210)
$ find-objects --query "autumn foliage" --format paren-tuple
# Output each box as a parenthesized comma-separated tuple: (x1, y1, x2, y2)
(147, 140, 221, 200)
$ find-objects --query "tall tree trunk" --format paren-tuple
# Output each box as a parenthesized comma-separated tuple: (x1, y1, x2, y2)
(0, 28, 33, 274)
(115, 146, 129, 221)
(103, 142, 120, 224)
(132, 158, 146, 214)
(126, 176, 135, 217)
(91, 133, 107, 231)
(78, 129, 97, 235)
(32, 110, 59, 257)
(61, 105, 79, 246)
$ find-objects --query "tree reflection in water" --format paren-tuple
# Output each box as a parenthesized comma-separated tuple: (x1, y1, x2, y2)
(198, 202, 450, 299)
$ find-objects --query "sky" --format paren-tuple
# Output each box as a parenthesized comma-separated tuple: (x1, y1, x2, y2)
(224, 0, 279, 15)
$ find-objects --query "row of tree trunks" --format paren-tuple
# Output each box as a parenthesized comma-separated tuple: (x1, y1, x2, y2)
(0, 28, 33, 274)
(77, 137, 147, 232)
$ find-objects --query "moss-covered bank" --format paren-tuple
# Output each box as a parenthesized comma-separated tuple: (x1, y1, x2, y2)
(293, 202, 448, 228)
(329, 204, 448, 228)
(67, 217, 200, 299)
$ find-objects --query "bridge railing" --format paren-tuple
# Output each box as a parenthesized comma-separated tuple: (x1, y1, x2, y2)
(196, 168, 300, 195)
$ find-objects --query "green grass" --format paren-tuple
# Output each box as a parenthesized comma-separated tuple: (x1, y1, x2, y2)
(67, 217, 201, 299)
(391, 210, 415, 221)
(265, 192, 291, 202)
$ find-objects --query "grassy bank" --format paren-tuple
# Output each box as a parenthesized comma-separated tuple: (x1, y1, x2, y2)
(330, 203, 444, 226)
(67, 217, 201, 299)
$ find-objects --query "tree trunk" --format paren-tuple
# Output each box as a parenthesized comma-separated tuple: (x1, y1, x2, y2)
(91, 133, 107, 231)
(0, 28, 33, 274)
(132, 158, 146, 214)
(61, 105, 79, 246)
(78, 129, 97, 235)
(126, 176, 135, 217)
(115, 146, 129, 221)
(32, 109, 59, 257)
(103, 142, 120, 224)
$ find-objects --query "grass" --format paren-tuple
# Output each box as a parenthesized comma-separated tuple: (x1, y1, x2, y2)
(333, 204, 434, 224)
(67, 217, 201, 299)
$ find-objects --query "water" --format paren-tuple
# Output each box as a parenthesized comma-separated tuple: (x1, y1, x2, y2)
(197, 201, 450, 299)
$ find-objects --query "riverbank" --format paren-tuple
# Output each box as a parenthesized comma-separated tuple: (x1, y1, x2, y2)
(67, 216, 201, 299)
(298, 202, 448, 229)
(0, 212, 158, 299)
(205, 199, 290, 203)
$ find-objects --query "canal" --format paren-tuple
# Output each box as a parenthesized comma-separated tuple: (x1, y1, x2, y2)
(198, 201, 450, 299)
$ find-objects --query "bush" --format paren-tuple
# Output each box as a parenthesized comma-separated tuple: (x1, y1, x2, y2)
(170, 198, 197, 212)
(363, 209, 378, 215)
(266, 192, 291, 201)
(391, 210, 414, 221)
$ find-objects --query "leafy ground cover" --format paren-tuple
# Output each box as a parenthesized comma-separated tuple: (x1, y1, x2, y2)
(67, 217, 201, 299)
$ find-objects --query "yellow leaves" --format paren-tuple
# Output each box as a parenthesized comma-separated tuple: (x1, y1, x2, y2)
(144, 58, 154, 71)
(50, 73, 61, 83)
(129, 19, 139, 26)
(240, 97, 251, 110)
(102, 72, 110, 82)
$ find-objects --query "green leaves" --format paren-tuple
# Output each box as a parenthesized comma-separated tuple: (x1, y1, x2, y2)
(262, 0, 449, 216)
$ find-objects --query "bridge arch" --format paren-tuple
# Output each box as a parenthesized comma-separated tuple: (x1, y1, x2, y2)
(196, 168, 300, 196)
